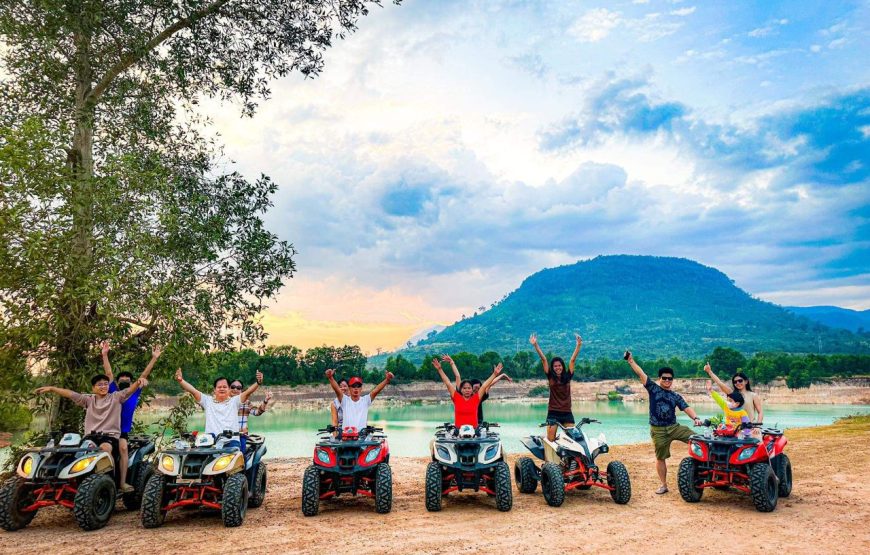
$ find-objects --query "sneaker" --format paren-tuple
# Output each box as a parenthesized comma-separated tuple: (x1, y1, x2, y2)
(120, 483, 135, 493)
(655, 485, 669, 495)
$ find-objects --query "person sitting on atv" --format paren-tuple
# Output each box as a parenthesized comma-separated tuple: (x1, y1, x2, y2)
(330, 377, 350, 435)
(704, 362, 763, 437)
(624, 351, 703, 495)
(100, 340, 162, 493)
(174, 367, 263, 450)
(431, 358, 503, 429)
(438, 354, 512, 424)
(530, 332, 582, 453)
(35, 373, 145, 463)
(705, 379, 750, 437)
(325, 369, 393, 434)
(228, 377, 273, 452)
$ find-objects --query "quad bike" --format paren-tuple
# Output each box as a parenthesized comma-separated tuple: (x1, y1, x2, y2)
(425, 422, 512, 512)
(515, 418, 631, 507)
(141, 430, 268, 528)
(0, 431, 156, 531)
(301, 425, 392, 516)
(677, 421, 792, 512)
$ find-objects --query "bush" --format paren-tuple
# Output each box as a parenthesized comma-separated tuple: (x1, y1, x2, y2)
(0, 403, 32, 432)
(528, 385, 549, 398)
(607, 390, 623, 402)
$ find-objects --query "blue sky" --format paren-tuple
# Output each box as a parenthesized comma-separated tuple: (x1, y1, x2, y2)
(206, 0, 870, 351)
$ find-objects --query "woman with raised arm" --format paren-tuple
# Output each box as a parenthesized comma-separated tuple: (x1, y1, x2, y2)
(530, 332, 582, 444)
(704, 362, 763, 434)
(431, 358, 502, 429)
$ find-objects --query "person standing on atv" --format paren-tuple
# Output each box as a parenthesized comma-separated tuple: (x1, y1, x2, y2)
(35, 374, 145, 461)
(439, 354, 513, 424)
(704, 362, 763, 432)
(530, 332, 582, 448)
(330, 378, 350, 433)
(174, 367, 263, 450)
(431, 359, 503, 429)
(99, 340, 162, 492)
(228, 378, 273, 453)
(624, 351, 703, 494)
(325, 369, 393, 433)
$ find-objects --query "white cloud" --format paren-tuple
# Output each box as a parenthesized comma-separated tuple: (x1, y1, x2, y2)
(568, 8, 623, 43)
(670, 7, 696, 17)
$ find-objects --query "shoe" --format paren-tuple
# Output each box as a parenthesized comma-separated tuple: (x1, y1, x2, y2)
(655, 485, 669, 494)
(120, 483, 135, 493)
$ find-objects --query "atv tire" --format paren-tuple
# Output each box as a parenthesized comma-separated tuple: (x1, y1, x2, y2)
(140, 473, 167, 529)
(774, 454, 792, 498)
(222, 473, 248, 527)
(606, 460, 631, 504)
(749, 463, 778, 512)
(73, 473, 116, 531)
(375, 463, 393, 514)
(677, 457, 703, 503)
(514, 456, 538, 494)
(301, 465, 321, 517)
(425, 461, 443, 512)
(0, 478, 37, 531)
(494, 461, 513, 511)
(123, 463, 154, 510)
(249, 463, 268, 508)
(541, 462, 565, 507)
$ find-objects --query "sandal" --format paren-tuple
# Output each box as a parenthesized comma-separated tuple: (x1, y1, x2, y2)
(655, 485, 669, 494)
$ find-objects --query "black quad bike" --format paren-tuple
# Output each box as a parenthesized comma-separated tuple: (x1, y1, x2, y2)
(301, 425, 392, 516)
(425, 422, 512, 512)
(140, 430, 268, 528)
(515, 419, 631, 507)
(677, 421, 792, 512)
(0, 431, 156, 531)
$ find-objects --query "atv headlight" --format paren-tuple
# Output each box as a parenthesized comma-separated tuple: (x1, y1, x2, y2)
(18, 455, 35, 478)
(316, 448, 332, 464)
(364, 447, 381, 464)
(484, 445, 500, 460)
(160, 454, 176, 473)
(212, 454, 235, 472)
(737, 446, 757, 461)
(690, 442, 704, 458)
(70, 456, 98, 475)
(436, 446, 451, 460)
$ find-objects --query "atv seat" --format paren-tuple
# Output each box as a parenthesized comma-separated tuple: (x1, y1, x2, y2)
(762, 428, 783, 437)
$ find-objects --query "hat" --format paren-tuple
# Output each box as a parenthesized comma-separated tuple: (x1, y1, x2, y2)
(348, 376, 363, 387)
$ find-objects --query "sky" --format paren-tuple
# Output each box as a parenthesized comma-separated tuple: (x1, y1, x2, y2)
(206, 0, 870, 353)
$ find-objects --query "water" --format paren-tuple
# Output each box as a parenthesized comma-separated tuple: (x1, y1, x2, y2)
(138, 400, 870, 458)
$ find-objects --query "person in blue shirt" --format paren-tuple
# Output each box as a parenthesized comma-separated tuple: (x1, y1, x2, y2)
(101, 340, 162, 492)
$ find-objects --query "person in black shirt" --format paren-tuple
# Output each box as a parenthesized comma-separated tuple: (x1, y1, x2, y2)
(625, 351, 702, 495)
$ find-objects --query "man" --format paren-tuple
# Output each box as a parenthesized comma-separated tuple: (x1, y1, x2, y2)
(35, 374, 144, 470)
(228, 378, 273, 452)
(625, 351, 702, 494)
(325, 369, 393, 433)
(174, 368, 263, 450)
(101, 340, 162, 492)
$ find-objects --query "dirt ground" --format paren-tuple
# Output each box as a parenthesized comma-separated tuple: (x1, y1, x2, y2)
(2, 417, 868, 555)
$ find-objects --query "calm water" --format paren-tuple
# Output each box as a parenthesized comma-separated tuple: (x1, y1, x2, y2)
(139, 400, 870, 458)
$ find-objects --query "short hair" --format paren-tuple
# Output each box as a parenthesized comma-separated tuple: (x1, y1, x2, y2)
(470, 379, 482, 387)
(727, 391, 745, 408)
(230, 379, 244, 387)
(91, 374, 110, 386)
(116, 371, 134, 380)
(213, 376, 229, 388)
(658, 367, 675, 377)
(338, 378, 349, 386)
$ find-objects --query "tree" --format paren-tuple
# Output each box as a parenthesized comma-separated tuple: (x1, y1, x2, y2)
(1, 1, 397, 427)
(708, 347, 748, 377)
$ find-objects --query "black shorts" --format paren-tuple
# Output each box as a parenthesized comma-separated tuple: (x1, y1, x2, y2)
(85, 434, 119, 455)
(546, 409, 575, 425)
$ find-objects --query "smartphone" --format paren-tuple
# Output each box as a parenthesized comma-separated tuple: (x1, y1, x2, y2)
(623, 350, 631, 360)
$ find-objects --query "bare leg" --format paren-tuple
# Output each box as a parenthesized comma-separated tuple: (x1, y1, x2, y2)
(656, 459, 668, 490)
(119, 438, 129, 488)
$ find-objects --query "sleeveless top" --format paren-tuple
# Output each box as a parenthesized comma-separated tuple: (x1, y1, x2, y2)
(739, 390, 759, 422)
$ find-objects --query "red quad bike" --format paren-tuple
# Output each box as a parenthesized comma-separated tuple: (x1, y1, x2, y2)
(301, 425, 392, 516)
(677, 421, 792, 512)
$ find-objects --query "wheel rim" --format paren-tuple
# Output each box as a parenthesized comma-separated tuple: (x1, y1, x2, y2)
(95, 484, 113, 517)
(766, 473, 776, 500)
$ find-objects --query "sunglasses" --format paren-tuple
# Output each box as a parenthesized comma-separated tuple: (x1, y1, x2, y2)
(230, 385, 243, 390)
(733, 379, 745, 384)
(350, 384, 362, 388)
(660, 377, 674, 382)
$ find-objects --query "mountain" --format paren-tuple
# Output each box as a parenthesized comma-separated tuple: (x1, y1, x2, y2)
(392, 255, 867, 362)
(406, 324, 447, 346)
(785, 306, 870, 334)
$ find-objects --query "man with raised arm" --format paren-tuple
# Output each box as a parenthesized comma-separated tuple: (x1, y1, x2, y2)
(325, 369, 393, 434)
(174, 367, 263, 450)
(100, 340, 162, 492)
(624, 350, 702, 494)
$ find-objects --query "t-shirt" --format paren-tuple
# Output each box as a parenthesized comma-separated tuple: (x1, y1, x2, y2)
(644, 379, 689, 427)
(109, 382, 142, 434)
(476, 392, 489, 423)
(711, 391, 751, 429)
(199, 394, 242, 436)
(332, 398, 343, 428)
(340, 394, 373, 431)
(452, 391, 481, 428)
(547, 371, 573, 412)
(70, 390, 136, 437)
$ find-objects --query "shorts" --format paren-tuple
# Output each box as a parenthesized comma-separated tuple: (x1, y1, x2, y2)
(650, 424, 694, 460)
(84, 434, 119, 456)
(120, 431, 129, 440)
(546, 409, 575, 426)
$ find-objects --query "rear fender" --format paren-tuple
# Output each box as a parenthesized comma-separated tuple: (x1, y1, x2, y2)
(128, 441, 155, 468)
(520, 436, 545, 461)
(773, 435, 788, 455)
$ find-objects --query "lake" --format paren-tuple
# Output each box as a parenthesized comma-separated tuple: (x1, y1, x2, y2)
(139, 400, 870, 458)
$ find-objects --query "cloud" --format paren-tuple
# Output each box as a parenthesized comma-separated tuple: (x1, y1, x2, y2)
(670, 7, 696, 17)
(568, 8, 622, 43)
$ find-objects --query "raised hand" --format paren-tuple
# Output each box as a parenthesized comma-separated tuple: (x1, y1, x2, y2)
(385, 371, 395, 382)
(175, 368, 183, 382)
(624, 351, 634, 364)
(493, 362, 503, 375)
(431, 358, 443, 371)
(441, 354, 454, 364)
(152, 344, 163, 358)
(265, 391, 274, 403)
(139, 378, 149, 388)
(256, 370, 264, 385)
(35, 386, 53, 395)
(100, 340, 110, 356)
(575, 333, 583, 346)
(504, 374, 513, 383)
(704, 362, 712, 374)
(529, 333, 537, 346)
(325, 368, 335, 379)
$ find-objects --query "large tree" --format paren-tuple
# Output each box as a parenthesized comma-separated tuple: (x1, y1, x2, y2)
(0, 0, 397, 427)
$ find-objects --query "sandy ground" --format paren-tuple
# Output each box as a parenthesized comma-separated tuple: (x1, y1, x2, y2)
(1, 417, 869, 555)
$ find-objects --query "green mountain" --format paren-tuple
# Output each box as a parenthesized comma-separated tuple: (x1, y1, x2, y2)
(398, 255, 868, 362)
(785, 306, 870, 334)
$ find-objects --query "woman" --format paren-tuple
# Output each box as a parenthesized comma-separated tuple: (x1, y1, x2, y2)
(530, 332, 582, 443)
(432, 358, 502, 429)
(704, 362, 763, 432)
(330, 377, 350, 432)
(440, 354, 512, 424)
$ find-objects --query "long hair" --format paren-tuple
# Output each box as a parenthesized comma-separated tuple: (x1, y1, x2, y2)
(548, 357, 569, 385)
(732, 371, 753, 392)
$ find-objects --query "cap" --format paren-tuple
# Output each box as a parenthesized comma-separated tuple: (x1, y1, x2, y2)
(349, 376, 363, 387)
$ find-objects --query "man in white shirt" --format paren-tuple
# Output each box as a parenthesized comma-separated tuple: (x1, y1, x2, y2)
(325, 369, 393, 434)
(175, 367, 263, 450)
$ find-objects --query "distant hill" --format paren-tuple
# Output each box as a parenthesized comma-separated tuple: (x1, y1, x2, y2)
(786, 306, 870, 334)
(385, 255, 868, 363)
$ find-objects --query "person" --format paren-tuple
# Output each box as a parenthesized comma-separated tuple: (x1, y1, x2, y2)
(625, 351, 703, 494)
(530, 332, 582, 446)
(705, 380, 750, 437)
(228, 378, 273, 452)
(325, 369, 393, 434)
(704, 362, 763, 427)
(431, 358, 502, 429)
(35, 374, 144, 471)
(330, 378, 350, 432)
(439, 354, 512, 424)
(100, 340, 162, 492)
(174, 367, 263, 450)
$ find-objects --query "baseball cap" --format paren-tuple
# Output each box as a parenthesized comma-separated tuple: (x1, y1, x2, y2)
(349, 376, 363, 387)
